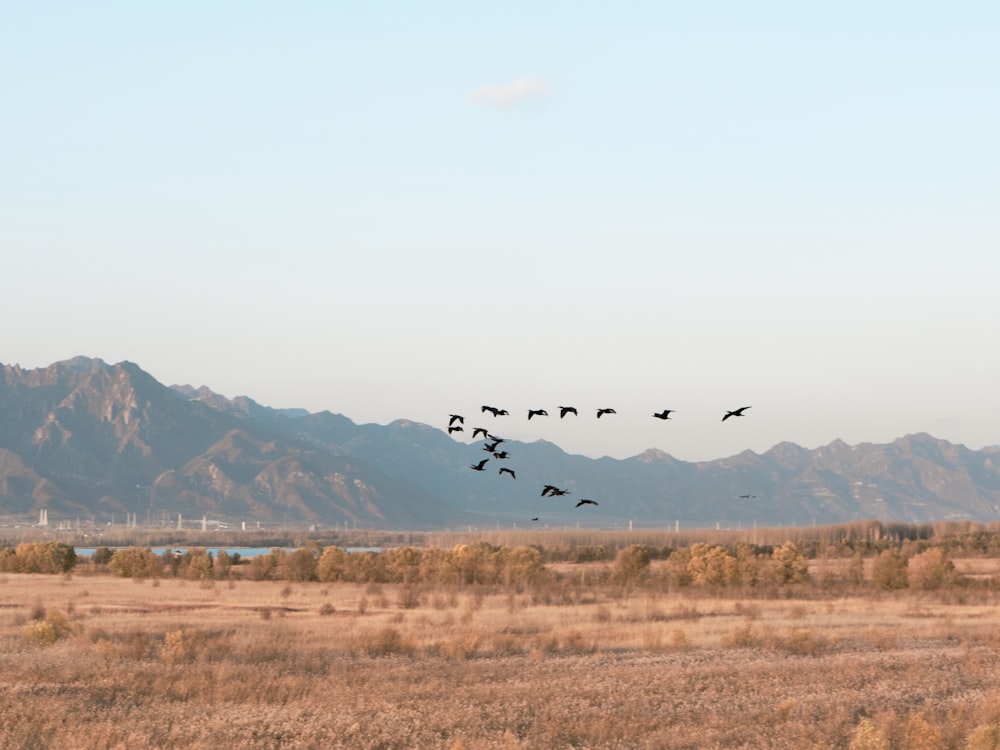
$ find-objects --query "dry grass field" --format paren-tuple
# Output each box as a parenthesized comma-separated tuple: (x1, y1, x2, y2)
(4, 562, 1000, 749)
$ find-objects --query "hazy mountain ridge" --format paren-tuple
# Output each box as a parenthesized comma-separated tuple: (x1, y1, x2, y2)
(1, 357, 999, 528)
(0, 358, 442, 527)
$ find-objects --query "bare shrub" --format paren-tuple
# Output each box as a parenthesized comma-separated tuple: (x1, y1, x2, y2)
(867, 628, 899, 651)
(431, 593, 450, 610)
(120, 631, 157, 661)
(789, 604, 809, 620)
(774, 698, 797, 721)
(29, 599, 46, 621)
(22, 608, 75, 647)
(670, 603, 701, 621)
(872, 550, 909, 590)
(561, 630, 594, 654)
(488, 633, 524, 657)
(721, 624, 760, 648)
(670, 629, 689, 649)
(318, 602, 336, 616)
(161, 629, 200, 665)
(614, 544, 651, 587)
(966, 723, 1000, 750)
(849, 717, 890, 749)
(642, 627, 665, 652)
(443, 628, 482, 660)
(396, 585, 422, 610)
(773, 628, 828, 656)
(640, 626, 688, 652)
(909, 548, 955, 591)
(357, 626, 415, 657)
(901, 712, 944, 750)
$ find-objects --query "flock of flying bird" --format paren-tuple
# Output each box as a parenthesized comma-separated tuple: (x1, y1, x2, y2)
(446, 404, 753, 522)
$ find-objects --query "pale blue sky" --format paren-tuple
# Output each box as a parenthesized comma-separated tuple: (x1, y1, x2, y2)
(3, 2, 998, 460)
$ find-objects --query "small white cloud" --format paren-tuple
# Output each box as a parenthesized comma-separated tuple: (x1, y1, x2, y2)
(468, 77, 552, 110)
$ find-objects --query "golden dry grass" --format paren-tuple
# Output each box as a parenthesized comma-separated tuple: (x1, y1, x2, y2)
(3, 569, 1000, 748)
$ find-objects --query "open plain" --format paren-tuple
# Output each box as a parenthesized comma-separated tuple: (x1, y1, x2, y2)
(4, 551, 1000, 749)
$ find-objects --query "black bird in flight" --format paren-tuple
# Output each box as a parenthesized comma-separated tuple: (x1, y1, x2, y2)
(499, 467, 516, 478)
(738, 494, 757, 499)
(596, 408, 617, 418)
(493, 451, 510, 459)
(482, 405, 509, 417)
(575, 499, 599, 507)
(471, 427, 489, 439)
(542, 485, 570, 497)
(471, 459, 489, 471)
(558, 406, 578, 418)
(483, 441, 500, 453)
(448, 425, 464, 434)
(486, 434, 505, 444)
(528, 409, 548, 420)
(652, 410, 675, 420)
(531, 517, 539, 522)
(722, 406, 752, 421)
(448, 414, 464, 426)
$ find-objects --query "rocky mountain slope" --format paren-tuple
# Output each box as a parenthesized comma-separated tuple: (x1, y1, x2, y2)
(2, 357, 999, 528)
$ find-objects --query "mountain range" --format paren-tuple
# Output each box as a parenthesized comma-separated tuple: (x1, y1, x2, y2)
(2, 357, 999, 529)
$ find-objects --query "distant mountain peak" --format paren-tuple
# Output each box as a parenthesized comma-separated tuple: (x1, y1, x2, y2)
(634, 447, 675, 463)
(57, 355, 108, 373)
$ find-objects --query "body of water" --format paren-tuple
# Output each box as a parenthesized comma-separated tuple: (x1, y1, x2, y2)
(73, 546, 382, 558)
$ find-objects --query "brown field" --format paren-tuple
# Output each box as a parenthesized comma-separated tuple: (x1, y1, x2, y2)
(5, 562, 1000, 750)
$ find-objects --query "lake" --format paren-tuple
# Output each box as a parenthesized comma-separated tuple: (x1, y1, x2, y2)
(73, 546, 382, 559)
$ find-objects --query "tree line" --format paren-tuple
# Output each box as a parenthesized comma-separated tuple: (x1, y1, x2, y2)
(0, 538, 965, 592)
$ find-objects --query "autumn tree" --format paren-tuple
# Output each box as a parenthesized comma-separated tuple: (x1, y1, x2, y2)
(317, 546, 350, 582)
(500, 545, 545, 588)
(279, 547, 320, 582)
(770, 542, 810, 584)
(734, 543, 765, 587)
(386, 547, 423, 584)
(214, 549, 232, 579)
(871, 549, 909, 590)
(687, 543, 738, 586)
(0, 542, 77, 574)
(614, 544, 651, 587)
(109, 547, 162, 579)
(452, 542, 501, 585)
(182, 548, 214, 580)
(907, 547, 955, 591)
(416, 546, 454, 586)
(246, 549, 282, 581)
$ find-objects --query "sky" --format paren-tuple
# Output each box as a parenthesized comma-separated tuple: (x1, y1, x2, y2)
(2, 1, 998, 462)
